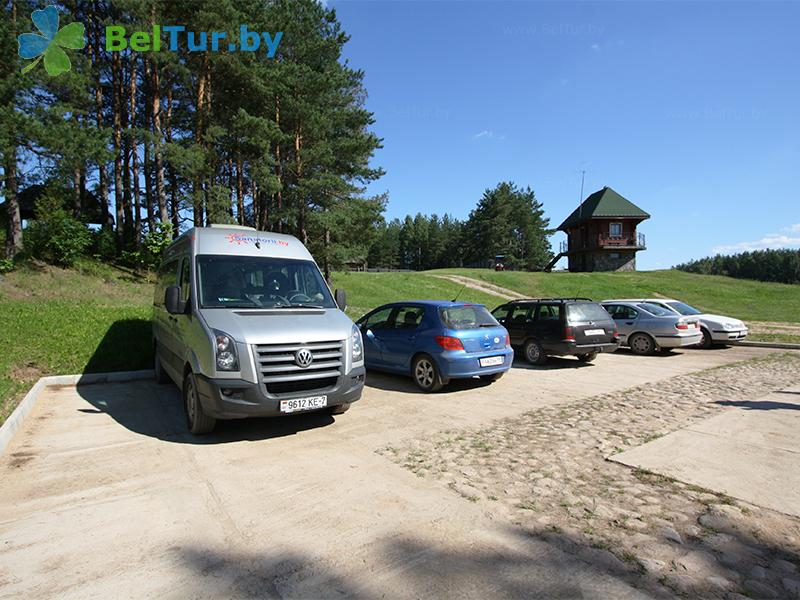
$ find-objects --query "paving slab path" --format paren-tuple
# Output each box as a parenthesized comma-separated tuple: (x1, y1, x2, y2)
(613, 384, 800, 518)
(0, 346, 789, 599)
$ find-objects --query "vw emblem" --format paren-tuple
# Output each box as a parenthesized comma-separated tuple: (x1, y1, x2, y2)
(295, 348, 313, 368)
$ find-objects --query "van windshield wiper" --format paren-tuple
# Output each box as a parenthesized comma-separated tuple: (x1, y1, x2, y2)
(270, 302, 325, 309)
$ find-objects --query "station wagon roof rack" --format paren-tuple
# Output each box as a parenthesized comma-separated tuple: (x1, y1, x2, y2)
(506, 297, 594, 303)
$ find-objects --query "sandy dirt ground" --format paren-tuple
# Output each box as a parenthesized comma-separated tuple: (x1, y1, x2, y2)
(0, 346, 792, 599)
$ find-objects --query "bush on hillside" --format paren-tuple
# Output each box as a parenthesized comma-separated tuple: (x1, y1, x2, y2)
(675, 249, 800, 284)
(25, 194, 92, 268)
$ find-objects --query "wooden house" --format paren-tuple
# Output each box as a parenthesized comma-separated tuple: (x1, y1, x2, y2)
(546, 186, 649, 272)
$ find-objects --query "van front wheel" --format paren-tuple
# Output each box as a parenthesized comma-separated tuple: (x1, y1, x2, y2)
(183, 372, 216, 435)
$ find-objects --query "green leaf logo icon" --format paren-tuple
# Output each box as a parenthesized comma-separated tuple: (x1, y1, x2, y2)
(17, 5, 86, 76)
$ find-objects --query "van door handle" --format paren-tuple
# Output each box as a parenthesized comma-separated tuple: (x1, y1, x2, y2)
(625, 321, 634, 325)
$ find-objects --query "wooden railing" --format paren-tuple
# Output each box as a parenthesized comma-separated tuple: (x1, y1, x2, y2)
(562, 232, 646, 252)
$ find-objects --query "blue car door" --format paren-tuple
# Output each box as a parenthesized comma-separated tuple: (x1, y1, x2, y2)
(358, 307, 396, 367)
(376, 305, 426, 370)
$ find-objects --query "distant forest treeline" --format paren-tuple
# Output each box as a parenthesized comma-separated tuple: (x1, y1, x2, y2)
(675, 248, 800, 284)
(368, 183, 553, 271)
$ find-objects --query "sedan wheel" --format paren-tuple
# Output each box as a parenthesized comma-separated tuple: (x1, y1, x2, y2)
(628, 333, 655, 355)
(697, 328, 713, 349)
(412, 355, 443, 392)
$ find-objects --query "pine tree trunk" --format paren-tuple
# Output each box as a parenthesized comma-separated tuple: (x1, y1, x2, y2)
(72, 167, 82, 218)
(193, 55, 209, 228)
(142, 59, 154, 234)
(89, 2, 111, 230)
(150, 61, 168, 224)
(3, 151, 23, 259)
(112, 51, 124, 249)
(166, 88, 179, 235)
(130, 55, 141, 250)
(295, 126, 307, 244)
(236, 153, 244, 226)
(274, 97, 283, 233)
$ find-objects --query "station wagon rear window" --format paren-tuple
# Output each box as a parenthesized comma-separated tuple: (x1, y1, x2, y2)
(566, 303, 611, 323)
(197, 255, 336, 309)
(439, 305, 499, 330)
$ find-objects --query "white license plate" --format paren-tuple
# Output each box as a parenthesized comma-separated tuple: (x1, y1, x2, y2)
(280, 395, 328, 414)
(585, 328, 605, 336)
(480, 356, 504, 367)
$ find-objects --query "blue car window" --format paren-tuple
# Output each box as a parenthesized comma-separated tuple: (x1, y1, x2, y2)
(394, 306, 425, 329)
(362, 307, 394, 331)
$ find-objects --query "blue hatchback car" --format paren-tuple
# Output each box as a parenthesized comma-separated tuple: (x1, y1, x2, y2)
(355, 301, 513, 392)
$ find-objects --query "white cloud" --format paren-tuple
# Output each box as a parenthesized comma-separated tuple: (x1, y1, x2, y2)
(590, 43, 600, 51)
(712, 224, 800, 254)
(472, 130, 506, 141)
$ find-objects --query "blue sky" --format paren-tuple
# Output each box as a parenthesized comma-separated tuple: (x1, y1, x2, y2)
(332, 1, 800, 269)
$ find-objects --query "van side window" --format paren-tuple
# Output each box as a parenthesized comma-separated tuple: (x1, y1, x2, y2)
(154, 259, 179, 307)
(180, 259, 191, 303)
(510, 305, 532, 324)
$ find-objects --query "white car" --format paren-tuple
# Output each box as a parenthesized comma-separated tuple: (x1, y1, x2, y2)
(604, 298, 748, 348)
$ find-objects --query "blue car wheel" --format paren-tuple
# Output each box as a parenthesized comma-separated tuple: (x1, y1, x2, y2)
(412, 354, 444, 393)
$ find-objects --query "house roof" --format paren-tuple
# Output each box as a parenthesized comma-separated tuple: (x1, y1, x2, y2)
(557, 186, 650, 231)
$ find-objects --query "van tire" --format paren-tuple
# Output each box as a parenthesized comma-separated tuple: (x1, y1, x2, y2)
(577, 352, 598, 363)
(183, 372, 216, 434)
(329, 403, 351, 415)
(524, 339, 548, 365)
(411, 354, 444, 392)
(154, 345, 171, 384)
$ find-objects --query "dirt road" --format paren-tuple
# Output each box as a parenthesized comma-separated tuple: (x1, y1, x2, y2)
(0, 346, 786, 599)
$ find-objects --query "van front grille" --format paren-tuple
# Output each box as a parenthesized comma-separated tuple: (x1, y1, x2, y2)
(254, 340, 343, 396)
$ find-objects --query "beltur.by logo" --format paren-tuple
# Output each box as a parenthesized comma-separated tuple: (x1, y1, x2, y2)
(106, 24, 283, 57)
(17, 5, 86, 76)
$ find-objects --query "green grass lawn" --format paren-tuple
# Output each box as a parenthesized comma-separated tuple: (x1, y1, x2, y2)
(330, 271, 500, 320)
(433, 268, 800, 324)
(0, 260, 154, 425)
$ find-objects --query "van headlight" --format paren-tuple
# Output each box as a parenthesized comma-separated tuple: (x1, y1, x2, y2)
(351, 324, 363, 363)
(213, 330, 239, 371)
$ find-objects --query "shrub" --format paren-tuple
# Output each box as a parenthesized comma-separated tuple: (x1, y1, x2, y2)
(26, 193, 92, 268)
(0, 257, 13, 273)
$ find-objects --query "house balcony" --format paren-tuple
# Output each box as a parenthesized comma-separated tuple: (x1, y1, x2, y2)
(559, 232, 646, 254)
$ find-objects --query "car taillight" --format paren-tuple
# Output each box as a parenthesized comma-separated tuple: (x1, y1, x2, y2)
(675, 323, 689, 330)
(435, 336, 464, 351)
(563, 326, 575, 342)
(612, 328, 619, 339)
(505, 334, 510, 348)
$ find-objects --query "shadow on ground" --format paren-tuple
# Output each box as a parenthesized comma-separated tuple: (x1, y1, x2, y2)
(716, 399, 800, 410)
(172, 525, 660, 599)
(75, 381, 338, 445)
(364, 371, 496, 394)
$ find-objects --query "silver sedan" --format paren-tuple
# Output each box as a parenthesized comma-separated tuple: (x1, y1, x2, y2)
(601, 301, 703, 355)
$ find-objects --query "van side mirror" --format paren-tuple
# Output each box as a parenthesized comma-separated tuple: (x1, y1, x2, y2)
(334, 288, 347, 311)
(164, 285, 183, 314)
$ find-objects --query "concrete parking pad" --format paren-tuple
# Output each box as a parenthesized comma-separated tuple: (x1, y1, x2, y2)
(0, 346, 789, 598)
(613, 385, 800, 518)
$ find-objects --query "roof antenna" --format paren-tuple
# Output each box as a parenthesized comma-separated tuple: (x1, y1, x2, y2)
(451, 284, 467, 303)
(255, 226, 261, 249)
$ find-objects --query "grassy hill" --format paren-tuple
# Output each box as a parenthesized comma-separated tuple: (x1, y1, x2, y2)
(433, 268, 800, 324)
(2, 262, 797, 426)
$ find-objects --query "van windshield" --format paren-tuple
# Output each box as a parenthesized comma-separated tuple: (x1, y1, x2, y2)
(197, 255, 336, 309)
